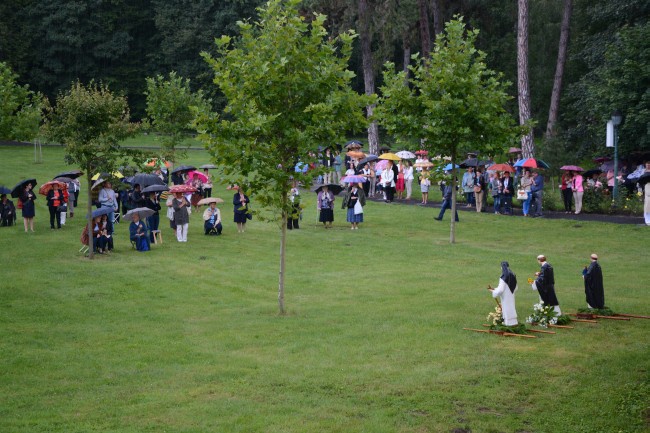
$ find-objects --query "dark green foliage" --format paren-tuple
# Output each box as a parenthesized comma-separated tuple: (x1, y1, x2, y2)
(577, 307, 616, 316)
(489, 323, 529, 334)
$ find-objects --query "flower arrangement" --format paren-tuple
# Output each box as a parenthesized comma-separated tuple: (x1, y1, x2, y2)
(487, 305, 503, 326)
(526, 302, 558, 328)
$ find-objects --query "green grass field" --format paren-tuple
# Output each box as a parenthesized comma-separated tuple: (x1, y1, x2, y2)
(0, 144, 648, 433)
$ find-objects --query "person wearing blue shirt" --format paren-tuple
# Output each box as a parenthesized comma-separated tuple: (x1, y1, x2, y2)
(530, 171, 545, 217)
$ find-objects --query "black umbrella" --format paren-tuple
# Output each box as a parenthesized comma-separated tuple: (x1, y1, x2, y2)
(127, 173, 165, 188)
(459, 158, 489, 168)
(54, 170, 84, 179)
(88, 207, 113, 219)
(199, 164, 217, 170)
(11, 179, 37, 198)
(583, 169, 603, 178)
(0, 186, 11, 195)
(314, 184, 344, 195)
(142, 184, 169, 194)
(357, 155, 379, 168)
(379, 145, 392, 152)
(171, 165, 196, 174)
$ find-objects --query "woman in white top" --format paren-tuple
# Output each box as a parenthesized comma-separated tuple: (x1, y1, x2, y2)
(381, 161, 396, 203)
(404, 161, 414, 200)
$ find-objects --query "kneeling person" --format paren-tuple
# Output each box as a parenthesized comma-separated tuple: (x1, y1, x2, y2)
(203, 202, 222, 235)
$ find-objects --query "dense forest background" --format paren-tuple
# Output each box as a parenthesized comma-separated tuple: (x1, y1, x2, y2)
(1, 0, 648, 161)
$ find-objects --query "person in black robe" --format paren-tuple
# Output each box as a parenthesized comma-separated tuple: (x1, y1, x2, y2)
(532, 254, 561, 315)
(1, 194, 16, 226)
(582, 253, 605, 309)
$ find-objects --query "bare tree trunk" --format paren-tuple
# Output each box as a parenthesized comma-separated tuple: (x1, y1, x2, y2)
(418, 0, 432, 58)
(431, 0, 443, 38)
(403, 36, 411, 82)
(359, 0, 379, 155)
(517, 0, 535, 158)
(449, 149, 457, 244)
(545, 0, 572, 139)
(278, 210, 287, 315)
(86, 163, 94, 259)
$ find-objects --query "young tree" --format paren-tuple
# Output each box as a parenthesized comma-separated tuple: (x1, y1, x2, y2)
(194, 0, 371, 314)
(0, 62, 44, 142)
(43, 81, 139, 259)
(376, 17, 521, 243)
(144, 71, 210, 163)
(517, 0, 535, 157)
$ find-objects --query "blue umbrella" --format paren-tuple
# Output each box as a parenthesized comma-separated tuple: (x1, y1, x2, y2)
(0, 186, 11, 195)
(89, 207, 113, 219)
(443, 163, 460, 171)
(514, 158, 550, 169)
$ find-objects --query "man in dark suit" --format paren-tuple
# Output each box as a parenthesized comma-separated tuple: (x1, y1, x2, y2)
(501, 171, 514, 215)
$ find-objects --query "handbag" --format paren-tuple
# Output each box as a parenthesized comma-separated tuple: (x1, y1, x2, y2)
(353, 200, 363, 215)
(473, 185, 482, 193)
(517, 189, 527, 200)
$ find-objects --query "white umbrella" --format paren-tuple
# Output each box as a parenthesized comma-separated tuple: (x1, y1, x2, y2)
(122, 207, 155, 222)
(396, 150, 416, 159)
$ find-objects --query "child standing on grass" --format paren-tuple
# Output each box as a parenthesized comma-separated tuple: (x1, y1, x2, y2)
(420, 173, 430, 205)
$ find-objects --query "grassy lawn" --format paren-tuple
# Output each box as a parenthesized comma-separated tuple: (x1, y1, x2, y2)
(0, 145, 648, 433)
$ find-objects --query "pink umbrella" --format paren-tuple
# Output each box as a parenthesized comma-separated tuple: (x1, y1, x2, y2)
(187, 170, 208, 183)
(375, 160, 390, 171)
(560, 165, 583, 171)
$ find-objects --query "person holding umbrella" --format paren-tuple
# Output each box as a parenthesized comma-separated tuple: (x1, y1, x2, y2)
(342, 182, 365, 230)
(560, 170, 573, 213)
(128, 212, 150, 252)
(571, 170, 584, 215)
(316, 184, 338, 228)
(1, 193, 16, 227)
(232, 186, 251, 233)
(20, 182, 37, 232)
(98, 180, 118, 232)
(46, 182, 66, 229)
(380, 161, 395, 203)
(202, 200, 222, 235)
(145, 191, 161, 244)
(172, 192, 191, 242)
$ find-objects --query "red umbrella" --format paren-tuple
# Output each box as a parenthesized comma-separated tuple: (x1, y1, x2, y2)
(38, 180, 68, 195)
(415, 150, 429, 155)
(560, 165, 583, 171)
(487, 163, 515, 173)
(169, 184, 197, 194)
(508, 147, 522, 153)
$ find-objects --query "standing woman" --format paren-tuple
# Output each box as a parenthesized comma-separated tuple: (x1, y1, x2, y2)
(342, 183, 366, 230)
(490, 172, 502, 214)
(21, 182, 37, 232)
(519, 170, 533, 217)
(474, 167, 486, 213)
(317, 185, 335, 229)
(233, 186, 250, 233)
(145, 192, 161, 244)
(172, 192, 190, 242)
(202, 169, 212, 198)
(404, 161, 414, 200)
(46, 183, 66, 229)
(560, 170, 573, 213)
(381, 161, 395, 203)
(395, 161, 405, 200)
(572, 171, 584, 214)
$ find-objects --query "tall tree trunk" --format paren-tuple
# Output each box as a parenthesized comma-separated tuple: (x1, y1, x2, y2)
(358, 0, 379, 155)
(517, 0, 535, 158)
(418, 0, 431, 58)
(545, 0, 572, 139)
(278, 209, 287, 315)
(402, 36, 411, 82)
(431, 0, 443, 38)
(86, 162, 94, 259)
(449, 149, 457, 244)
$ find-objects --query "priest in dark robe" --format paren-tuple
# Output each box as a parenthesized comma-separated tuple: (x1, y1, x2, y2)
(531, 254, 561, 315)
(583, 253, 605, 309)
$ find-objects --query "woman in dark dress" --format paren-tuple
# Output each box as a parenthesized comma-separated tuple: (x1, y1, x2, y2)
(46, 183, 65, 229)
(21, 182, 36, 232)
(233, 186, 250, 233)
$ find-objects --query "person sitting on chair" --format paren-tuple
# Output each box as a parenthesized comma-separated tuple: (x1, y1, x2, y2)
(129, 213, 150, 251)
(203, 201, 222, 235)
(1, 194, 16, 227)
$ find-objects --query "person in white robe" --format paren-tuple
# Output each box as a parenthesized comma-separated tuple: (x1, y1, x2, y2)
(489, 261, 519, 326)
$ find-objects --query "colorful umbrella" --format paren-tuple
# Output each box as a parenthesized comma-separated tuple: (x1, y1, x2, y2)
(379, 152, 401, 161)
(341, 175, 367, 184)
(375, 160, 390, 171)
(346, 151, 365, 159)
(442, 163, 460, 171)
(169, 184, 197, 194)
(560, 165, 583, 172)
(414, 150, 429, 156)
(508, 147, 522, 154)
(414, 161, 434, 168)
(146, 159, 171, 168)
(514, 158, 550, 169)
(91, 171, 123, 181)
(197, 197, 224, 206)
(487, 163, 515, 173)
(344, 140, 363, 149)
(38, 180, 67, 195)
(187, 170, 209, 183)
(396, 150, 416, 159)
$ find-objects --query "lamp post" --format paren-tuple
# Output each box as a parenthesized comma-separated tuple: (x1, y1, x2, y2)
(611, 110, 623, 203)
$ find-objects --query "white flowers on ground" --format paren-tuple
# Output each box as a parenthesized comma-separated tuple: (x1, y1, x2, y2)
(487, 305, 503, 326)
(526, 302, 558, 328)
